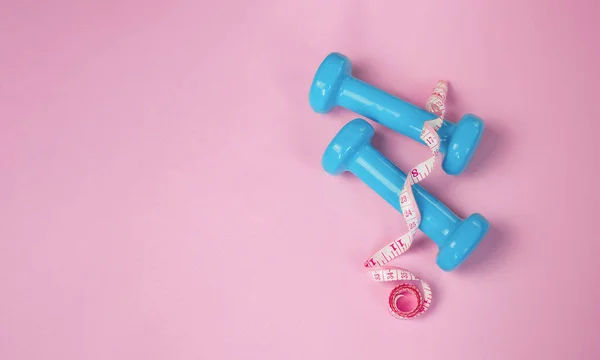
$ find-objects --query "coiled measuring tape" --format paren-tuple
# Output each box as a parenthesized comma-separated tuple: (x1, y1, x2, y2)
(364, 81, 448, 319)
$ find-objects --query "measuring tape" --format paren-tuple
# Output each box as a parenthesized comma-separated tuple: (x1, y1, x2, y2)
(364, 81, 448, 319)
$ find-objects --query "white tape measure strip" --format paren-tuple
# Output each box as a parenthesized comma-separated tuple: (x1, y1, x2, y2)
(364, 81, 448, 319)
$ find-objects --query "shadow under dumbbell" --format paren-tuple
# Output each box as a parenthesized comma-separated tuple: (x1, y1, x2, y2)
(463, 121, 504, 176)
(370, 128, 390, 156)
(455, 223, 511, 275)
(407, 235, 439, 254)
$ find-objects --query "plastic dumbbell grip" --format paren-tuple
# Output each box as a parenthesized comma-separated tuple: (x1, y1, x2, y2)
(337, 77, 455, 153)
(347, 145, 460, 247)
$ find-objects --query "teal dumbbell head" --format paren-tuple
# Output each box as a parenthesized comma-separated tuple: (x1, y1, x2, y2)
(311, 52, 485, 176)
(322, 119, 489, 271)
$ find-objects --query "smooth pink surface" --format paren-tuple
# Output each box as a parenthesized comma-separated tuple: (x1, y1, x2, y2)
(1, 1, 599, 359)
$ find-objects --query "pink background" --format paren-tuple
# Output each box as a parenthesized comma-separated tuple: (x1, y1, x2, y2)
(1, 1, 599, 359)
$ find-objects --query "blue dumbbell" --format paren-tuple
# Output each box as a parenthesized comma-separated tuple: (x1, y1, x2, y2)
(322, 118, 489, 271)
(310, 52, 485, 176)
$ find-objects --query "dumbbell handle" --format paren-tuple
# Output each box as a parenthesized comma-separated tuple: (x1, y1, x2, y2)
(348, 144, 460, 247)
(338, 77, 455, 153)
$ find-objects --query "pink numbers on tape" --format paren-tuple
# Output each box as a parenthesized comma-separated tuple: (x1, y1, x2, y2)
(364, 81, 448, 319)
(370, 267, 433, 319)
